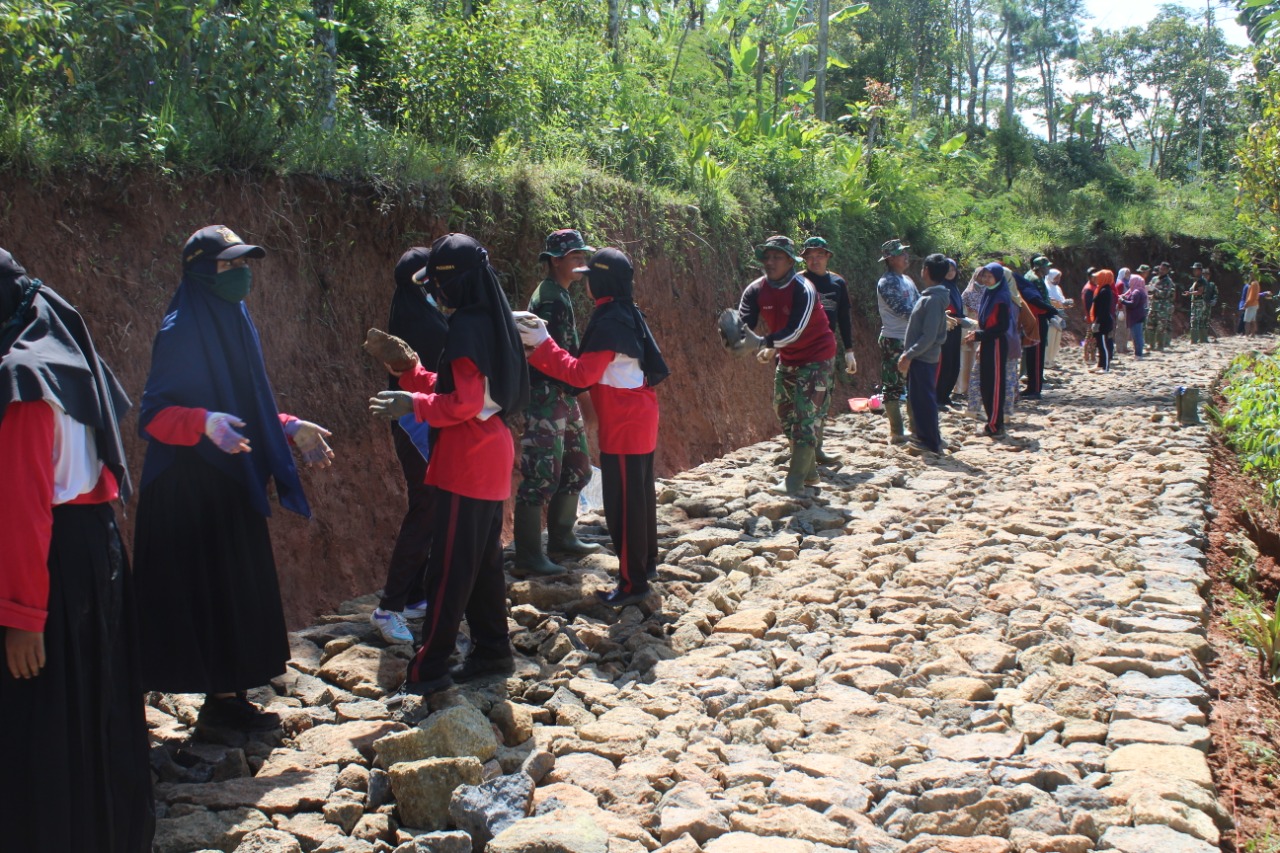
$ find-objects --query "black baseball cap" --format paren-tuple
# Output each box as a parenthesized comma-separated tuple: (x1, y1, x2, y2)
(573, 247, 633, 288)
(182, 225, 265, 269)
(396, 247, 431, 288)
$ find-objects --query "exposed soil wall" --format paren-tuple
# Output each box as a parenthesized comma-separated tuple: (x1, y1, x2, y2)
(0, 170, 884, 627)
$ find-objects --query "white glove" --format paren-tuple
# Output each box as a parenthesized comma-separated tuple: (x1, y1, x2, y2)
(756, 347, 777, 365)
(205, 412, 251, 454)
(844, 350, 857, 375)
(514, 312, 550, 348)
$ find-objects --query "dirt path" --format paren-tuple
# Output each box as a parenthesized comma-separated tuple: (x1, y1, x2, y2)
(148, 336, 1253, 853)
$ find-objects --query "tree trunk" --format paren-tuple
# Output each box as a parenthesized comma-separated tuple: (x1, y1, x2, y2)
(607, 0, 621, 64)
(314, 0, 337, 132)
(816, 0, 830, 120)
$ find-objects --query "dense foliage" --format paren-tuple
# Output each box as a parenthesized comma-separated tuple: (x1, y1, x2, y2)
(0, 0, 1255, 262)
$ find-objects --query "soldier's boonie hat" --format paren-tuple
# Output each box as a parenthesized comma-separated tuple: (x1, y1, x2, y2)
(755, 235, 799, 262)
(800, 236, 833, 257)
(878, 238, 911, 262)
(1191, 262, 1204, 270)
(1031, 255, 1051, 268)
(1137, 264, 1151, 273)
(183, 225, 265, 269)
(539, 229, 594, 260)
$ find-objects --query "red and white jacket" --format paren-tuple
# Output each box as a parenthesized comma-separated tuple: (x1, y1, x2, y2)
(527, 339, 659, 455)
(0, 401, 120, 633)
(400, 359, 514, 501)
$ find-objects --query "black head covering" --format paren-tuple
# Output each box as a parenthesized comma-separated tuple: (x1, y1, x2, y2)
(0, 248, 132, 501)
(427, 234, 529, 420)
(388, 247, 449, 384)
(578, 248, 670, 387)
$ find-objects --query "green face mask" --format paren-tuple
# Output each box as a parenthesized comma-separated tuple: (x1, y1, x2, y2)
(210, 267, 252, 303)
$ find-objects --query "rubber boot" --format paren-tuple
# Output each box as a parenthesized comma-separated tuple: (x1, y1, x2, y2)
(547, 492, 604, 556)
(814, 420, 839, 464)
(884, 399, 907, 445)
(770, 444, 816, 496)
(513, 502, 565, 576)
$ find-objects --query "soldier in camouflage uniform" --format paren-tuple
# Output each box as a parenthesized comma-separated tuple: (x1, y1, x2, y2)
(875, 239, 920, 444)
(738, 235, 836, 496)
(514, 229, 603, 575)
(1148, 262, 1176, 351)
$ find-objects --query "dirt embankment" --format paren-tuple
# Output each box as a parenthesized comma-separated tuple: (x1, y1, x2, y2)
(0, 172, 881, 627)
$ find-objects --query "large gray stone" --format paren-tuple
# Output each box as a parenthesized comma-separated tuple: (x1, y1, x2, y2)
(449, 772, 535, 851)
(154, 807, 271, 853)
(1099, 825, 1218, 853)
(486, 809, 610, 853)
(389, 756, 484, 830)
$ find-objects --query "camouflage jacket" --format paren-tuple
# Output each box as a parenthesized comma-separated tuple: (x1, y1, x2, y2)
(528, 278, 582, 393)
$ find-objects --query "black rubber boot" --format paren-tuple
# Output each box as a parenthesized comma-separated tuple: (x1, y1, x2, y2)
(546, 493, 604, 555)
(512, 502, 565, 576)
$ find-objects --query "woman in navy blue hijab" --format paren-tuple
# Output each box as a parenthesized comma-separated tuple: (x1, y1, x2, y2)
(967, 262, 1014, 437)
(132, 225, 334, 735)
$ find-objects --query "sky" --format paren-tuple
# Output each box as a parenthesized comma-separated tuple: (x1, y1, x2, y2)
(1081, 0, 1251, 46)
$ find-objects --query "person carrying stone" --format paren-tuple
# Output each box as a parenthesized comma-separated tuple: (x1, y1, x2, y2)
(737, 235, 835, 496)
(368, 248, 450, 645)
(134, 225, 335, 736)
(1242, 276, 1272, 337)
(799, 236, 856, 463)
(519, 248, 670, 608)
(875, 238, 920, 444)
(515, 229, 604, 576)
(369, 233, 530, 695)
(896, 253, 952, 453)
(0, 248, 154, 851)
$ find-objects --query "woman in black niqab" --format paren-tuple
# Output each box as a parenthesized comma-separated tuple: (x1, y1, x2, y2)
(0, 247, 154, 853)
(429, 233, 530, 418)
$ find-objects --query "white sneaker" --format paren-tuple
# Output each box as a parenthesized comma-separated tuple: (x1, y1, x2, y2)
(370, 608, 413, 644)
(403, 599, 428, 619)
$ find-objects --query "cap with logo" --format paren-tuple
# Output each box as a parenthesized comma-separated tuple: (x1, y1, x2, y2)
(182, 225, 266, 270)
(573, 247, 634, 292)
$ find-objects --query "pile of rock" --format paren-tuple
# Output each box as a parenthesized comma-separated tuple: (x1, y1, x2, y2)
(148, 340, 1246, 853)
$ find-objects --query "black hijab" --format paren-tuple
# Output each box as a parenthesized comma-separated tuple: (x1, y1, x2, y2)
(428, 234, 529, 421)
(389, 247, 449, 384)
(578, 248, 670, 387)
(0, 248, 132, 501)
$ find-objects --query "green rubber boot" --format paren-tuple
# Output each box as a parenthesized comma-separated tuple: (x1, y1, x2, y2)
(787, 444, 818, 495)
(547, 492, 604, 556)
(885, 399, 907, 445)
(513, 502, 565, 576)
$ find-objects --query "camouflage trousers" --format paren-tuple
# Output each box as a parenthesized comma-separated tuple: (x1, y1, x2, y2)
(1190, 301, 1208, 343)
(1148, 307, 1171, 350)
(878, 335, 906, 399)
(516, 382, 592, 506)
(774, 359, 833, 449)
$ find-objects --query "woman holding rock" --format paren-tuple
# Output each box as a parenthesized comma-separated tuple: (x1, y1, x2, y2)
(369, 233, 529, 695)
(0, 248, 153, 850)
(133, 225, 334, 736)
(517, 248, 670, 608)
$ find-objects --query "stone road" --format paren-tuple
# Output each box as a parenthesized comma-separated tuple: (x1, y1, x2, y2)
(149, 337, 1251, 853)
